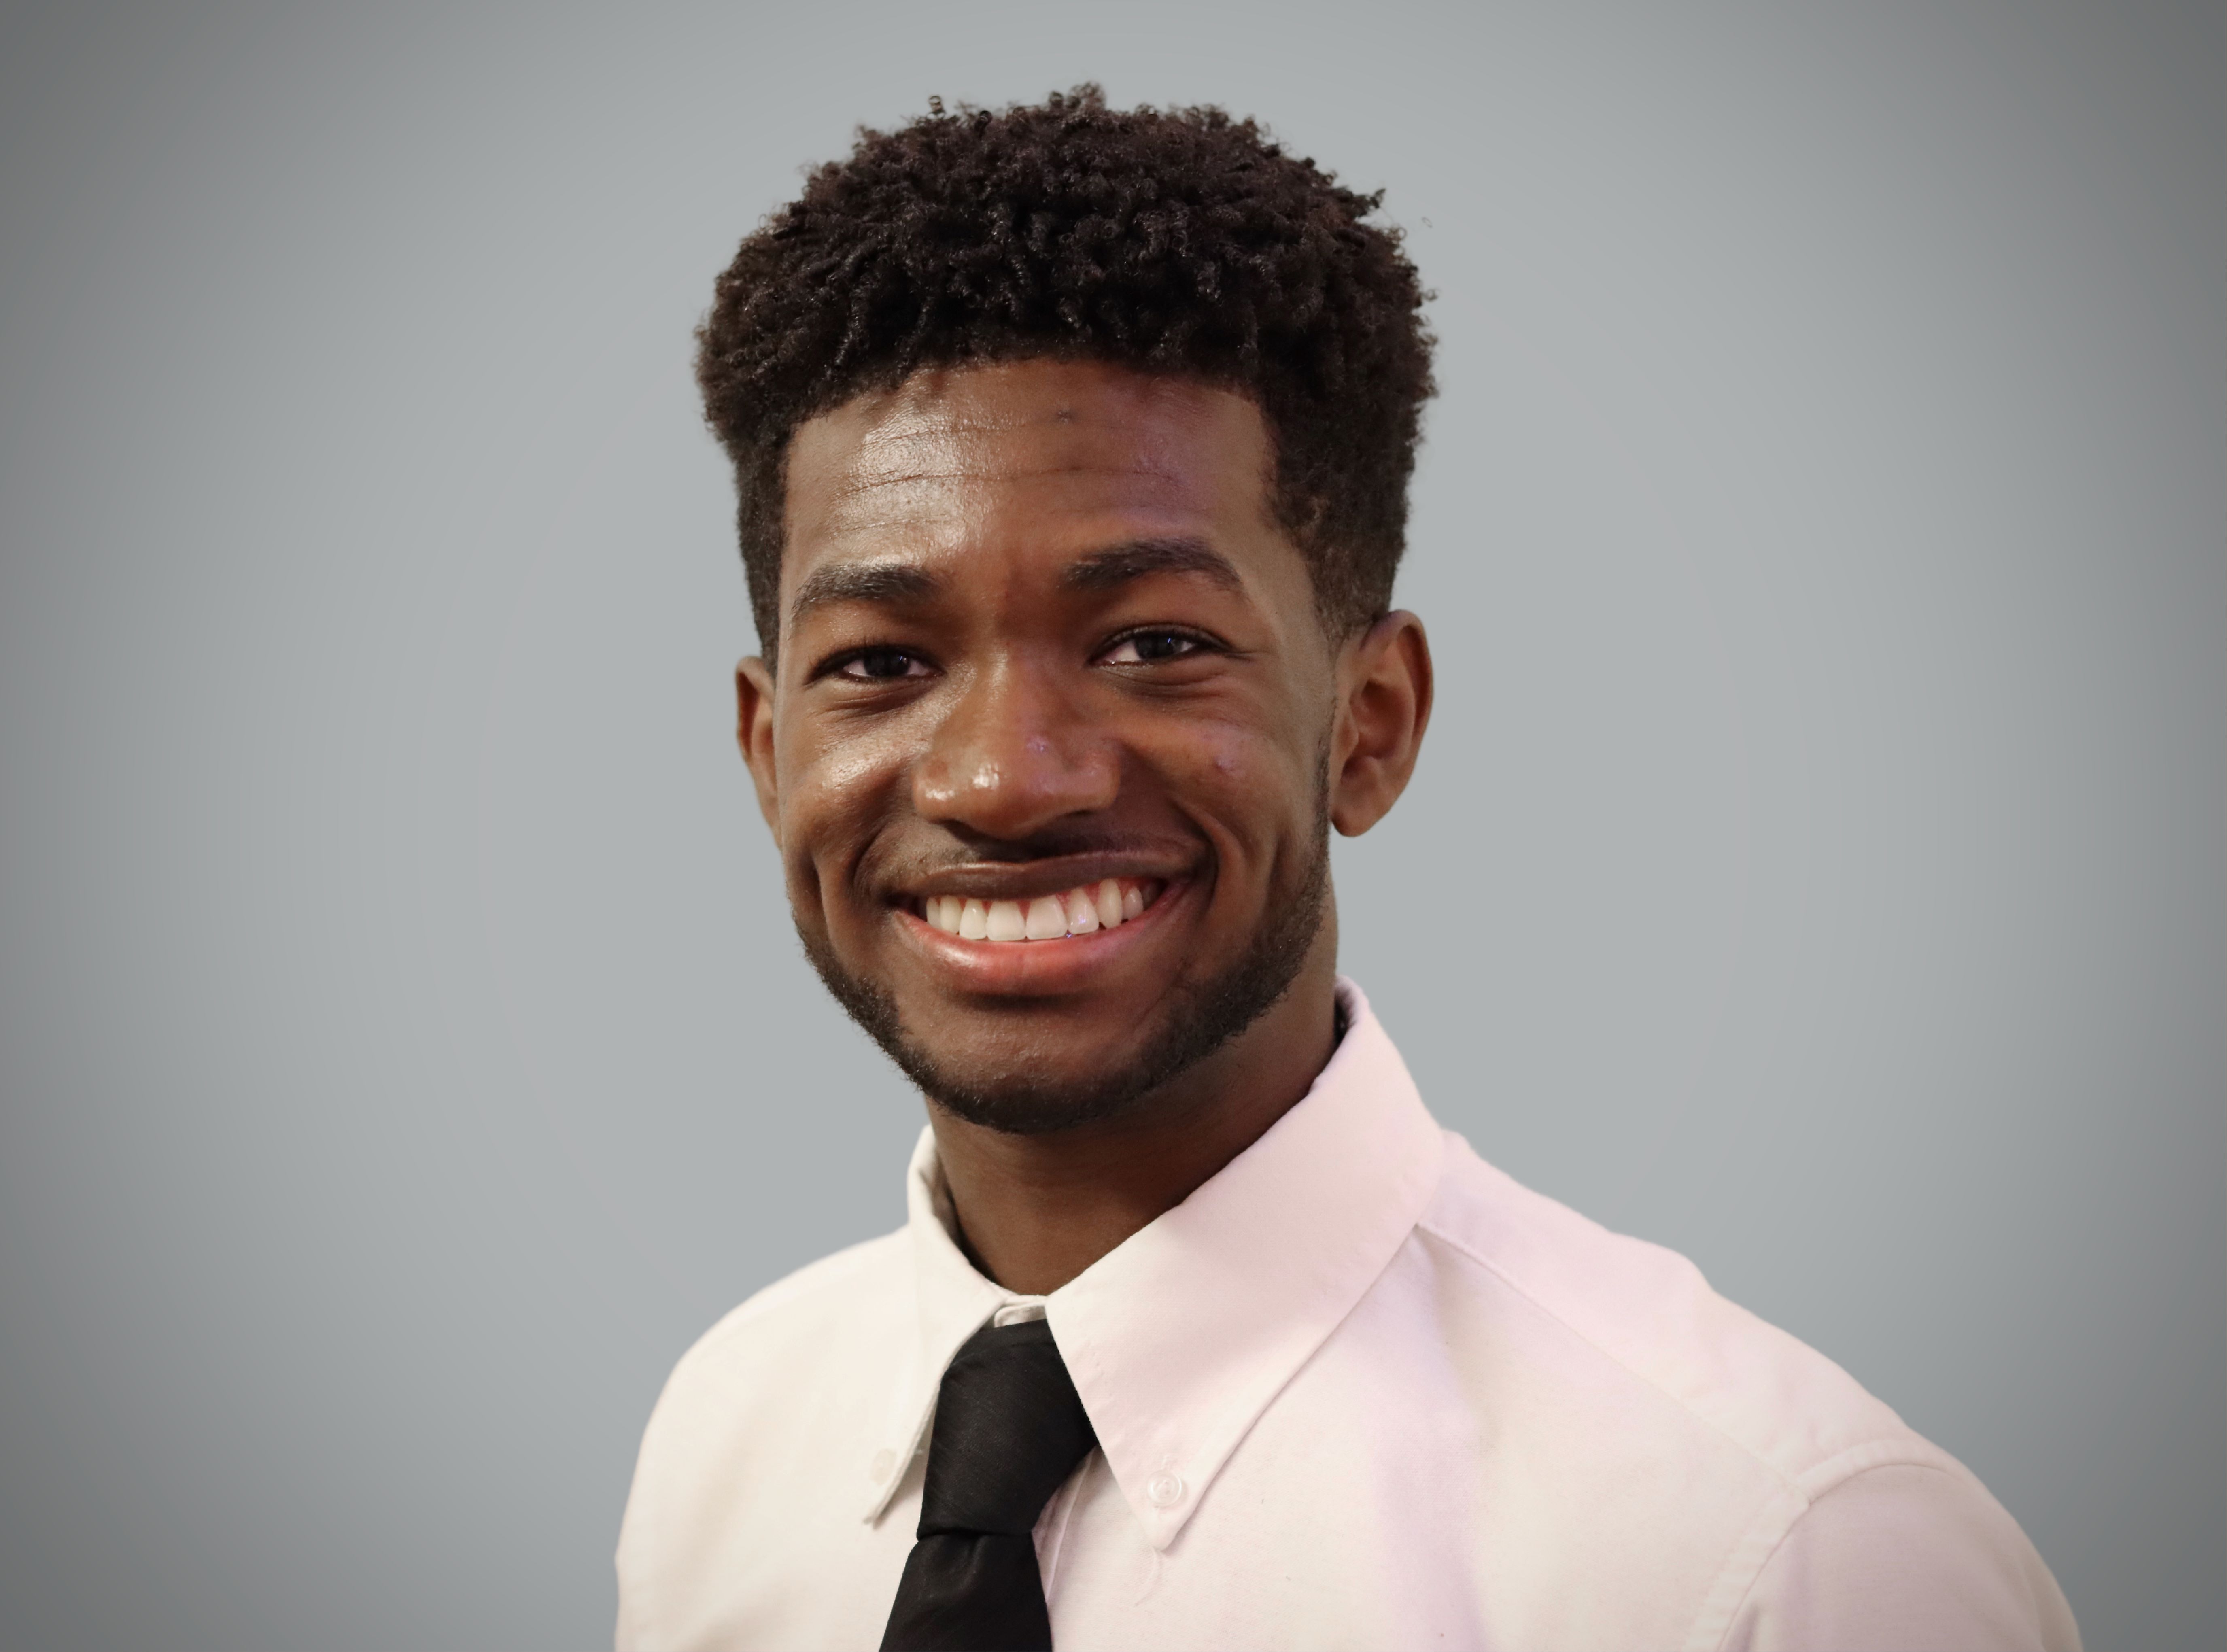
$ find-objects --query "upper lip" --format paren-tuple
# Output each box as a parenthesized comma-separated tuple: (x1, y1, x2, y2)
(888, 851, 1195, 905)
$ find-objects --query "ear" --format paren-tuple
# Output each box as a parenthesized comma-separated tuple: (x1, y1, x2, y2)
(735, 656, 782, 840)
(1328, 611, 1433, 837)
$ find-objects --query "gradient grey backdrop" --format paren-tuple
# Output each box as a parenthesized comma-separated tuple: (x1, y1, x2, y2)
(1, 4, 2218, 1648)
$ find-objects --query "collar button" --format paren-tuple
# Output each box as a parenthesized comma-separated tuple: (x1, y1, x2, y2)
(1145, 1471, 1185, 1508)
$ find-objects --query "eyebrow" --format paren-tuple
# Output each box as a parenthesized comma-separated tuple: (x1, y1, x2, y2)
(1059, 537, 1243, 594)
(787, 561, 943, 628)
(786, 536, 1244, 629)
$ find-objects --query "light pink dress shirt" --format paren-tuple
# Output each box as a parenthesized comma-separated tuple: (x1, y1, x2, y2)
(616, 980, 2078, 1650)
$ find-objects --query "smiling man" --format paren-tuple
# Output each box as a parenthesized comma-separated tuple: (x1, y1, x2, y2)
(615, 90, 2077, 1652)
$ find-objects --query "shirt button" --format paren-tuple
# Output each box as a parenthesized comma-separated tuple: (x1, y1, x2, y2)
(1146, 1471, 1185, 1508)
(870, 1448, 896, 1484)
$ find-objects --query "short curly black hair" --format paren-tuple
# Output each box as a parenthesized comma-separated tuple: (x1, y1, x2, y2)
(696, 85, 1435, 656)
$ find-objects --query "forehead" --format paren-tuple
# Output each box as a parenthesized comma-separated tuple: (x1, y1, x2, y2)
(782, 359, 1276, 569)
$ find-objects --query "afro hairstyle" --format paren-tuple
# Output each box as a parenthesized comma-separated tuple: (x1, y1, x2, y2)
(695, 85, 1435, 656)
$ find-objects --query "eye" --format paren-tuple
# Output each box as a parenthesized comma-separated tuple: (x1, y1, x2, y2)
(1100, 629, 1212, 665)
(832, 646, 932, 682)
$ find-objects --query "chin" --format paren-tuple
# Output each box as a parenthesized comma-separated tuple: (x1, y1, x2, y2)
(862, 986, 1204, 1136)
(808, 917, 1325, 1144)
(909, 1066, 1157, 1137)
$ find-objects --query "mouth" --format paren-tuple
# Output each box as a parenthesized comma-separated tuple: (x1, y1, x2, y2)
(909, 877, 1166, 943)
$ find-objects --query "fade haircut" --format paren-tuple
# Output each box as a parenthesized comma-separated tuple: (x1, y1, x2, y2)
(696, 85, 1436, 658)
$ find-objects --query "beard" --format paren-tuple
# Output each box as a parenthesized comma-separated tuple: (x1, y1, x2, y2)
(798, 796, 1332, 1137)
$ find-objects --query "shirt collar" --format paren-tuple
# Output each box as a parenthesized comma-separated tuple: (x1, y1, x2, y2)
(860, 1130, 1013, 1523)
(866, 978, 1446, 1547)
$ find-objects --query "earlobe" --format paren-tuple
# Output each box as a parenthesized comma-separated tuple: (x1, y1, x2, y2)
(1328, 612, 1433, 838)
(735, 657, 783, 839)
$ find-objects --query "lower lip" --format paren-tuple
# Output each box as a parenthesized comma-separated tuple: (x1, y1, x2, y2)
(892, 879, 1194, 994)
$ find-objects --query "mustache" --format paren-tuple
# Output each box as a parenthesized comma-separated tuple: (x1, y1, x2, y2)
(864, 826, 1199, 896)
(906, 826, 1175, 866)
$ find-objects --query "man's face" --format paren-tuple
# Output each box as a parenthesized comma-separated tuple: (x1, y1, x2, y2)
(737, 359, 1352, 1131)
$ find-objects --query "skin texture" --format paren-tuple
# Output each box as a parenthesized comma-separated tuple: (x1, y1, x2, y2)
(737, 359, 1432, 1294)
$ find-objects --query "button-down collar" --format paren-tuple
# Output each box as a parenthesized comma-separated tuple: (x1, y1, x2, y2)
(624, 977, 2078, 1651)
(863, 978, 1446, 1548)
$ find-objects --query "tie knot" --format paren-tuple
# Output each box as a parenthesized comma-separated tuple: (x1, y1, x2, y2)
(918, 1318, 1097, 1539)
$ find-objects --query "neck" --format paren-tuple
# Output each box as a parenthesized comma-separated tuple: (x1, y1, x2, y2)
(928, 938, 1342, 1297)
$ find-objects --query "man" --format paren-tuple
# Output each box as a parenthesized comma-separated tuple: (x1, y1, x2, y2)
(617, 88, 2078, 1651)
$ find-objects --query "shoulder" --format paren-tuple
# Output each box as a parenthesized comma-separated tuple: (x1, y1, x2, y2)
(618, 1228, 913, 1574)
(1722, 1461, 2082, 1650)
(1402, 1134, 2078, 1648)
(654, 1226, 914, 1416)
(616, 1232, 919, 1650)
(629, 1226, 915, 1492)
(1414, 1130, 1940, 1495)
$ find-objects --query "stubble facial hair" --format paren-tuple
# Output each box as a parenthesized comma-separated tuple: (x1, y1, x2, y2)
(798, 774, 1333, 1137)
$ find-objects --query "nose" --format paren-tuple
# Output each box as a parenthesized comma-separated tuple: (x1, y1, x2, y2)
(913, 657, 1120, 839)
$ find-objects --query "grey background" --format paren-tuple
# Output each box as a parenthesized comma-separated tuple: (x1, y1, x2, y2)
(0, 3, 2218, 1648)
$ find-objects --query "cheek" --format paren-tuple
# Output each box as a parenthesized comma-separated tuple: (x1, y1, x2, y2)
(775, 730, 909, 889)
(1153, 716, 1323, 857)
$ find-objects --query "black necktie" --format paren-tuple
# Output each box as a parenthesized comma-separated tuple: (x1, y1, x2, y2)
(881, 1317, 1098, 1651)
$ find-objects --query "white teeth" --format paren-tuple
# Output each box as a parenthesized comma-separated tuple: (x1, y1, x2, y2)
(1063, 888, 1099, 934)
(922, 879, 1160, 942)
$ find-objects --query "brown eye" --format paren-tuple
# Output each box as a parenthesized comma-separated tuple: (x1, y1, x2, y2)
(837, 647, 930, 681)
(1102, 630, 1206, 665)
